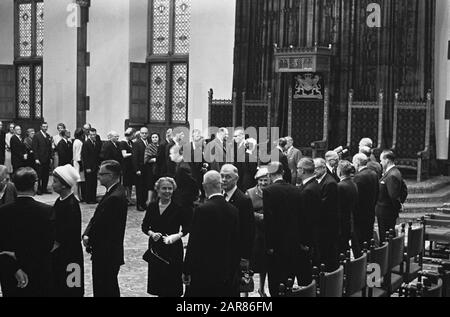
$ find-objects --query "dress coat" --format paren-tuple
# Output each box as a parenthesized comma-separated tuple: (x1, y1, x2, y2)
(101, 140, 123, 165)
(56, 139, 73, 166)
(246, 187, 266, 273)
(286, 146, 302, 185)
(32, 131, 52, 165)
(0, 197, 54, 297)
(141, 201, 190, 297)
(183, 195, 240, 297)
(119, 140, 134, 187)
(10, 135, 27, 171)
(52, 194, 84, 297)
(337, 178, 358, 253)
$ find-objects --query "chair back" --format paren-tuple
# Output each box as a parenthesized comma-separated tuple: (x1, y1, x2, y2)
(370, 241, 390, 277)
(389, 234, 405, 269)
(344, 253, 368, 296)
(289, 280, 317, 297)
(406, 224, 424, 259)
(422, 279, 443, 297)
(319, 266, 344, 297)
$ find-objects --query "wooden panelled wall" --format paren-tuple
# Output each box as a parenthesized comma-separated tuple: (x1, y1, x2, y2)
(233, 0, 435, 148)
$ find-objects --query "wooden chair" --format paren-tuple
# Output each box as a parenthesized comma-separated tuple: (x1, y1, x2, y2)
(279, 278, 317, 297)
(386, 229, 406, 295)
(241, 91, 271, 130)
(208, 89, 237, 128)
(346, 89, 384, 155)
(367, 240, 390, 297)
(391, 90, 432, 182)
(421, 278, 443, 297)
(287, 86, 329, 158)
(423, 216, 450, 258)
(317, 264, 344, 297)
(343, 250, 368, 297)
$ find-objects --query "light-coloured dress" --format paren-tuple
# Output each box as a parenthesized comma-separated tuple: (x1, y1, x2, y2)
(72, 139, 85, 182)
(4, 132, 13, 173)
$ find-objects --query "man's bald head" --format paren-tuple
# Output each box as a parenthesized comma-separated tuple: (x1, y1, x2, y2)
(359, 138, 373, 149)
(220, 164, 239, 192)
(203, 171, 222, 197)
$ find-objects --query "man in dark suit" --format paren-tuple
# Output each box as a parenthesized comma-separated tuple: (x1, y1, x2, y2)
(264, 162, 310, 296)
(353, 153, 379, 253)
(32, 122, 53, 195)
(205, 128, 229, 172)
(132, 127, 149, 211)
(190, 129, 207, 200)
(81, 128, 102, 204)
(220, 164, 255, 294)
(325, 151, 340, 183)
(376, 150, 403, 242)
(183, 171, 240, 297)
(101, 131, 123, 165)
(314, 158, 339, 272)
(0, 121, 5, 165)
(275, 138, 292, 184)
(170, 144, 199, 210)
(82, 160, 128, 297)
(0, 167, 54, 297)
(10, 126, 28, 173)
(161, 129, 177, 177)
(233, 129, 257, 191)
(56, 130, 73, 166)
(296, 158, 320, 277)
(359, 145, 383, 179)
(336, 160, 359, 256)
(285, 136, 303, 185)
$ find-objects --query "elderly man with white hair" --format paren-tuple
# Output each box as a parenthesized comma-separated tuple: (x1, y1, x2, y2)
(101, 131, 122, 164)
(325, 151, 340, 183)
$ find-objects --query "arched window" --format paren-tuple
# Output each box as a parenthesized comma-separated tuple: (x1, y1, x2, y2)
(14, 0, 43, 120)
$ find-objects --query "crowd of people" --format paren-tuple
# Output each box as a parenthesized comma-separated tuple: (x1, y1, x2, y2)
(0, 121, 407, 297)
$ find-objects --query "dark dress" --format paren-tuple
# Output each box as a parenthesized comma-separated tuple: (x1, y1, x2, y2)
(141, 200, 190, 297)
(246, 187, 267, 273)
(120, 140, 134, 187)
(52, 194, 85, 297)
(144, 143, 160, 190)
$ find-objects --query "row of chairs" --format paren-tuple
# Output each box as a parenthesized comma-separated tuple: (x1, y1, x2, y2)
(280, 222, 432, 297)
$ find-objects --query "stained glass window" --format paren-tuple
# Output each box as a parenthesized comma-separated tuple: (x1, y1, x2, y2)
(35, 65, 42, 118)
(174, 0, 190, 54)
(36, 2, 44, 56)
(172, 64, 187, 122)
(18, 3, 32, 57)
(152, 0, 170, 55)
(18, 66, 31, 119)
(150, 64, 167, 122)
(15, 1, 43, 120)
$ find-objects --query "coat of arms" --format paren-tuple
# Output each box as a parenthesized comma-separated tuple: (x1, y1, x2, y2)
(293, 73, 323, 99)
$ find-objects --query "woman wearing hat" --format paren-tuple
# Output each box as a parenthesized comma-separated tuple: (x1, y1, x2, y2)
(246, 166, 270, 297)
(51, 164, 84, 297)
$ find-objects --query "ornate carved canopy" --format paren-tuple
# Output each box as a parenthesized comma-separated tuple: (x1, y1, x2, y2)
(274, 45, 333, 73)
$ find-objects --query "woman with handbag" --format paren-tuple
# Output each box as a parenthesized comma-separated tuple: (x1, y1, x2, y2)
(141, 177, 190, 297)
(246, 166, 270, 297)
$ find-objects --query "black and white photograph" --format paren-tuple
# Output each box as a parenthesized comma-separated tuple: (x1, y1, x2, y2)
(1, 0, 450, 301)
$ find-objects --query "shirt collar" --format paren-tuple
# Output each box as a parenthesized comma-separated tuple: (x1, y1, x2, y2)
(272, 177, 284, 184)
(41, 130, 47, 138)
(303, 176, 316, 185)
(359, 166, 368, 172)
(107, 182, 119, 193)
(17, 195, 34, 199)
(317, 173, 327, 184)
(326, 163, 333, 172)
(224, 186, 238, 201)
(59, 192, 74, 202)
(384, 164, 396, 175)
(0, 186, 6, 200)
(208, 193, 223, 200)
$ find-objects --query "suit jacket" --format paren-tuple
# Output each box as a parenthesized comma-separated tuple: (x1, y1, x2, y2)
(83, 183, 128, 266)
(190, 141, 206, 192)
(376, 166, 403, 219)
(32, 131, 52, 164)
(286, 147, 303, 185)
(337, 178, 358, 237)
(81, 139, 102, 172)
(318, 174, 339, 237)
(101, 140, 123, 165)
(165, 140, 177, 177)
(132, 139, 147, 174)
(206, 137, 227, 172)
(183, 195, 240, 295)
(367, 160, 383, 180)
(0, 131, 5, 164)
(298, 178, 320, 246)
(0, 197, 54, 297)
(277, 149, 292, 184)
(234, 143, 258, 191)
(56, 139, 73, 166)
(228, 188, 255, 260)
(263, 180, 304, 256)
(353, 167, 379, 226)
(10, 135, 27, 170)
(327, 167, 340, 183)
(173, 161, 199, 207)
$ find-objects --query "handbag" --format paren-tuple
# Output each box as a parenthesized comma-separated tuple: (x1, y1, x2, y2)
(240, 270, 255, 293)
(143, 248, 170, 265)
